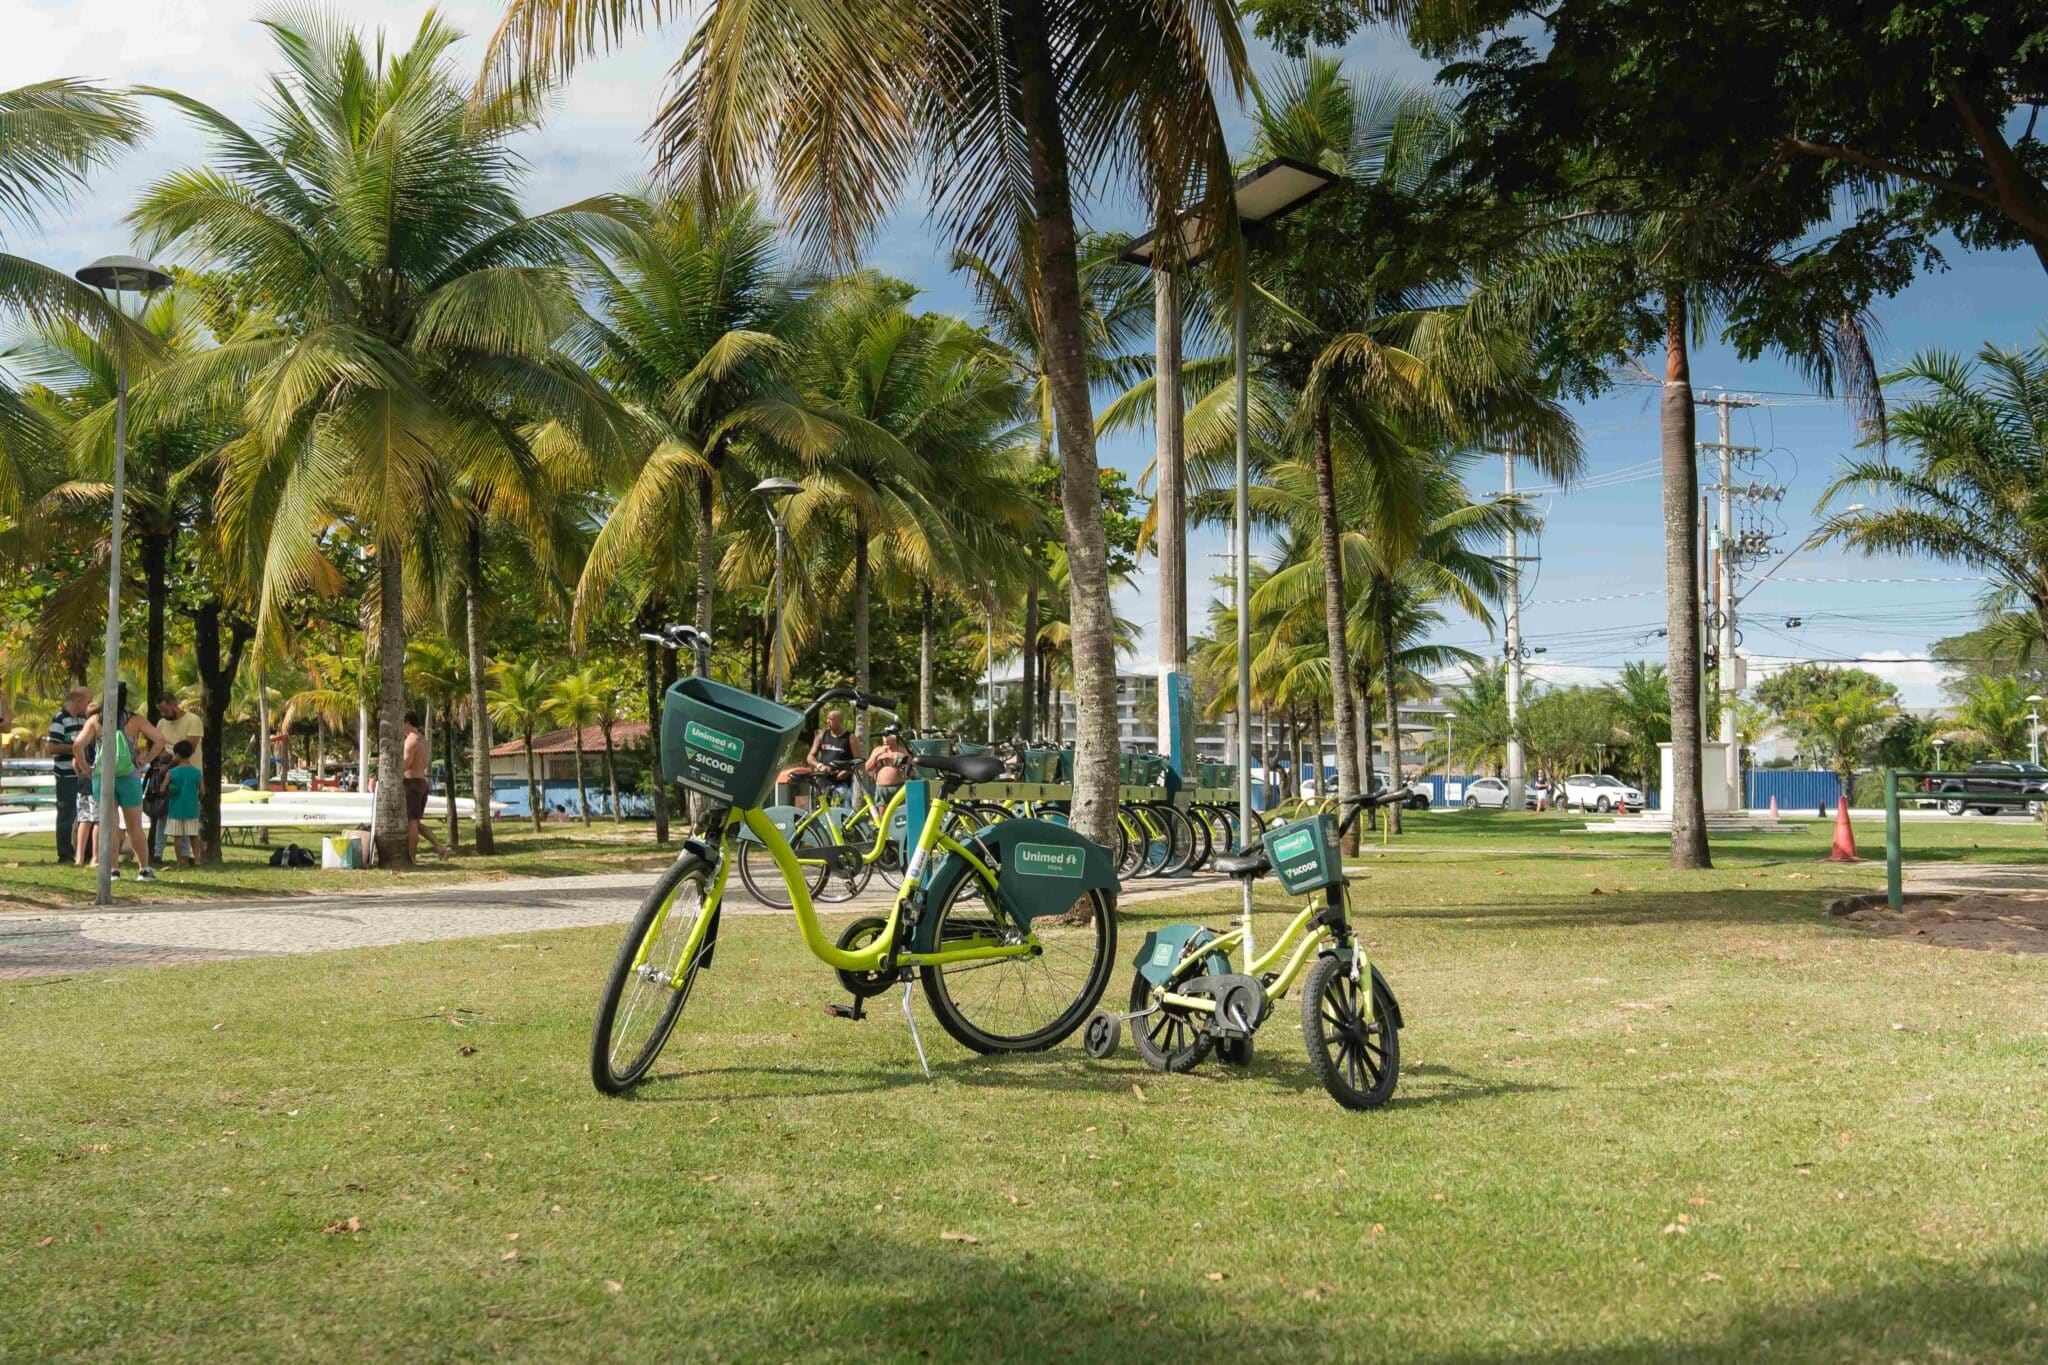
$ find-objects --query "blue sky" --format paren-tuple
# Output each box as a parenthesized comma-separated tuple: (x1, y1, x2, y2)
(10, 3, 2042, 706)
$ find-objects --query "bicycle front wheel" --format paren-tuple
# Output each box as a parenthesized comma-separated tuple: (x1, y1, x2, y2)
(920, 876, 1116, 1054)
(737, 818, 830, 908)
(591, 852, 717, 1094)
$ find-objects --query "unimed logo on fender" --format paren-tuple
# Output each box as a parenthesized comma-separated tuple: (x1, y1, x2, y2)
(1016, 844, 1084, 879)
(684, 721, 743, 761)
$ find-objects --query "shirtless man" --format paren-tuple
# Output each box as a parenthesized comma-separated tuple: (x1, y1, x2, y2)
(403, 711, 448, 861)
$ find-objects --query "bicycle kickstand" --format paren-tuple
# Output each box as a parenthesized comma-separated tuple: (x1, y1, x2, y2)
(899, 971, 932, 1081)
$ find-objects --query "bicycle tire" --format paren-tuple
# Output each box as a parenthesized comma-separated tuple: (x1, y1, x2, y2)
(1301, 955, 1400, 1110)
(920, 877, 1116, 1054)
(736, 816, 830, 908)
(591, 851, 715, 1094)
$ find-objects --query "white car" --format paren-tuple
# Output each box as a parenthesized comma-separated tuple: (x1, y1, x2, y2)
(1561, 773, 1645, 813)
(1461, 777, 1536, 810)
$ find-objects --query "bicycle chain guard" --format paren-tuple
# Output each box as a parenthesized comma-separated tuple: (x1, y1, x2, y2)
(1175, 973, 1270, 1040)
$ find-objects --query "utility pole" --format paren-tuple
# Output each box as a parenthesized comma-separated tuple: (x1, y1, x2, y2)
(1502, 450, 1525, 813)
(1698, 391, 1761, 808)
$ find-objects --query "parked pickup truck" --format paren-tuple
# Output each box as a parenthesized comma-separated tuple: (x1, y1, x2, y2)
(1938, 760, 2048, 816)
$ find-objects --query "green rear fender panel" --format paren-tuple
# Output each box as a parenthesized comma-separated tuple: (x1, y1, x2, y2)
(735, 805, 805, 846)
(1134, 923, 1231, 988)
(914, 818, 1117, 952)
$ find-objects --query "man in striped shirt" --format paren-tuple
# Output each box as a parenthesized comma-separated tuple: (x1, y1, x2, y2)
(46, 687, 90, 864)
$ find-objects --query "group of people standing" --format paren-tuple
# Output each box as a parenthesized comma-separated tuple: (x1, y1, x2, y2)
(45, 684, 205, 880)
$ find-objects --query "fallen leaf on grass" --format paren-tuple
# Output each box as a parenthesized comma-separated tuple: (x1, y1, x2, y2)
(940, 1231, 981, 1245)
(459, 1045, 478, 1057)
(1131, 1084, 1146, 1102)
(1699, 1271, 1723, 1283)
(604, 1280, 624, 1294)
(1204, 1272, 1228, 1282)
(1662, 1223, 1689, 1236)
(37, 1236, 55, 1247)
(501, 1249, 518, 1262)
(321, 1217, 362, 1235)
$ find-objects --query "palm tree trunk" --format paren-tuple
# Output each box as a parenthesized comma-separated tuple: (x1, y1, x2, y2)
(1154, 263, 1187, 680)
(525, 726, 542, 833)
(573, 731, 590, 824)
(141, 527, 172, 711)
(1311, 701, 1324, 801)
(1311, 405, 1362, 850)
(1661, 289, 1711, 869)
(373, 545, 411, 868)
(1014, 0, 1117, 849)
(442, 698, 459, 850)
(1261, 706, 1273, 808)
(463, 522, 497, 854)
(1380, 596, 1404, 835)
(854, 515, 871, 746)
(643, 627, 670, 844)
(1358, 681, 1377, 830)
(1020, 587, 1039, 742)
(693, 471, 715, 675)
(919, 584, 936, 730)
(192, 601, 248, 865)
(601, 720, 620, 822)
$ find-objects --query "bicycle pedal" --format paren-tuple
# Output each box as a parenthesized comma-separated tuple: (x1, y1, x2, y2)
(825, 1000, 866, 1021)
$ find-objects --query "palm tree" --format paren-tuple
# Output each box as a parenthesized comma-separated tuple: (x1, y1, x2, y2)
(1438, 663, 1512, 774)
(1792, 687, 1898, 796)
(480, 0, 1247, 848)
(134, 14, 630, 866)
(407, 637, 467, 847)
(549, 667, 602, 824)
(1953, 675, 2033, 759)
(1604, 660, 1672, 788)
(1824, 341, 2048, 650)
(490, 658, 558, 832)
(0, 80, 143, 511)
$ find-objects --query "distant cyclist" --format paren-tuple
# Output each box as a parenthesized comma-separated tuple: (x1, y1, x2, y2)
(808, 708, 863, 800)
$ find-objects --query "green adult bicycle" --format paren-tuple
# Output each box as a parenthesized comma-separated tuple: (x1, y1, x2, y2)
(591, 626, 1121, 1094)
(736, 761, 911, 906)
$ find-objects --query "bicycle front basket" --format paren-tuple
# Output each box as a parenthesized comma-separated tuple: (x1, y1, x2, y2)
(661, 677, 805, 808)
(1261, 812, 1345, 896)
(908, 737, 953, 758)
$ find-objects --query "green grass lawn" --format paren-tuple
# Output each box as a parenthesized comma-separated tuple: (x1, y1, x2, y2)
(8, 824, 2048, 1360)
(0, 824, 673, 909)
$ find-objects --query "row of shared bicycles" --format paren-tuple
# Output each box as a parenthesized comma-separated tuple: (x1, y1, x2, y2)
(590, 625, 1403, 1110)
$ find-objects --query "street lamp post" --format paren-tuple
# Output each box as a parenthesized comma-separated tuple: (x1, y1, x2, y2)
(984, 581, 997, 744)
(1125, 159, 1339, 849)
(2029, 694, 2043, 766)
(75, 254, 172, 906)
(751, 478, 801, 704)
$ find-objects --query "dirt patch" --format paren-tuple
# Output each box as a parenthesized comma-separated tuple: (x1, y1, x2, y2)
(1828, 890, 2048, 954)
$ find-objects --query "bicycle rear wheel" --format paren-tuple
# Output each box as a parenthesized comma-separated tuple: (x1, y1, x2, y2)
(591, 852, 716, 1094)
(920, 875, 1116, 1054)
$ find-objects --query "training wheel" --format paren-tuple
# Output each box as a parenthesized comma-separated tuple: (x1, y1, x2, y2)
(1083, 1011, 1122, 1060)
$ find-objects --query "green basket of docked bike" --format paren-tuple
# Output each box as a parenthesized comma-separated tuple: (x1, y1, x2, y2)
(1022, 748, 1063, 782)
(1122, 751, 1167, 785)
(956, 741, 994, 757)
(908, 737, 953, 757)
(1261, 811, 1345, 895)
(661, 676, 806, 808)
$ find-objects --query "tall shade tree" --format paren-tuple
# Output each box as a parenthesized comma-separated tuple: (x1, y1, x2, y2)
(407, 635, 467, 847)
(133, 12, 630, 865)
(0, 79, 144, 511)
(479, 0, 1249, 845)
(1824, 341, 2048, 653)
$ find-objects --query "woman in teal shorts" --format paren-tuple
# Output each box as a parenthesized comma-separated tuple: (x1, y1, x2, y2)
(73, 683, 169, 882)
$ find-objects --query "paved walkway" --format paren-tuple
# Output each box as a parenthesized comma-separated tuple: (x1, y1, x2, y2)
(0, 870, 1234, 979)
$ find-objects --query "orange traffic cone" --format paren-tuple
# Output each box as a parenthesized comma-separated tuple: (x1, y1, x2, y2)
(1826, 795, 1858, 863)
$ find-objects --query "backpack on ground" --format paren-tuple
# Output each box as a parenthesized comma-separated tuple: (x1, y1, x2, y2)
(268, 843, 317, 869)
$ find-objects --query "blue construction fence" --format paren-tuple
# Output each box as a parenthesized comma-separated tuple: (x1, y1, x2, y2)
(489, 779, 655, 820)
(1745, 769, 1842, 813)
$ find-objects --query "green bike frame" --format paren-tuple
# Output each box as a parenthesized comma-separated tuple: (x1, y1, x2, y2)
(1142, 885, 1374, 1024)
(786, 779, 909, 870)
(635, 787, 1038, 983)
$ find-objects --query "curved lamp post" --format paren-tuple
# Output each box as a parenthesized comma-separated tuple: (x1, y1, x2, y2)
(752, 477, 802, 703)
(75, 254, 172, 906)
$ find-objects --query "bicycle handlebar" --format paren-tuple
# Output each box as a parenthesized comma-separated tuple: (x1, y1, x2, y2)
(800, 687, 897, 724)
(1337, 789, 1408, 837)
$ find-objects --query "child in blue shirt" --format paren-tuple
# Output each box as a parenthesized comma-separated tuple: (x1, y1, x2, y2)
(164, 740, 203, 868)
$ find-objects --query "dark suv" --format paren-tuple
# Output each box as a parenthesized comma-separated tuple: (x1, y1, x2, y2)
(1939, 761, 2048, 816)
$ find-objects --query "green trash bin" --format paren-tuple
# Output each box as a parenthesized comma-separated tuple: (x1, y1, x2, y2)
(661, 677, 805, 808)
